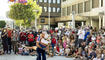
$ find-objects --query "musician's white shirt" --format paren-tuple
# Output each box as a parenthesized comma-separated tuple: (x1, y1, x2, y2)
(41, 38, 49, 45)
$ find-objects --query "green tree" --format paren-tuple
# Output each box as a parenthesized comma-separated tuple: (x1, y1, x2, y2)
(0, 21, 6, 28)
(8, 0, 42, 27)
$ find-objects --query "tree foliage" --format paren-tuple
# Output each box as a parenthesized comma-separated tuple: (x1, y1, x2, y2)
(0, 21, 6, 28)
(8, 0, 42, 27)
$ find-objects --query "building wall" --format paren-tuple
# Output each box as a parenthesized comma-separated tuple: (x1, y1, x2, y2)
(92, 20, 99, 29)
(85, 0, 90, 12)
(85, 19, 90, 26)
(78, 3, 83, 13)
(38, 2, 61, 17)
(34, 0, 105, 29)
(59, 0, 105, 29)
(92, 0, 99, 8)
(37, 18, 55, 25)
(37, 0, 61, 27)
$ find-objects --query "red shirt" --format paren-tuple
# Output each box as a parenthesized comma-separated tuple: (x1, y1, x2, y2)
(56, 46, 60, 52)
(49, 30, 53, 34)
(35, 36, 38, 41)
(8, 30, 12, 38)
(20, 32, 26, 41)
(96, 36, 101, 44)
(28, 34, 34, 42)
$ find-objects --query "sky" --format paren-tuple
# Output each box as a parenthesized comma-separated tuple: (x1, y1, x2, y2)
(0, 0, 11, 19)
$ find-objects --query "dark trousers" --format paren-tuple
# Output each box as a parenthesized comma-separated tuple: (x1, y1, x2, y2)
(51, 43, 55, 55)
(37, 48, 46, 60)
(29, 42, 34, 47)
(2, 42, 8, 54)
(28, 42, 34, 52)
(8, 37, 12, 53)
(78, 39, 83, 47)
(12, 41, 17, 54)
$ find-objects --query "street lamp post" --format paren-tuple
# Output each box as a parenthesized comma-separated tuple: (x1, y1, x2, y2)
(72, 11, 75, 29)
(33, 10, 38, 31)
(48, 1, 51, 30)
(35, 15, 37, 30)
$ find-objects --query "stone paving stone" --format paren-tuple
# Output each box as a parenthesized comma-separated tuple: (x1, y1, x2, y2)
(0, 54, 73, 60)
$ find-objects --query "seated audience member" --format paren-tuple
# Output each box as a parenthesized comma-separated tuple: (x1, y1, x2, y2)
(59, 46, 64, 56)
(22, 47, 29, 55)
(65, 45, 70, 56)
(18, 45, 23, 54)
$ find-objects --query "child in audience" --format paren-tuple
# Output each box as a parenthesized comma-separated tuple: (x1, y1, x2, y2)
(93, 54, 101, 60)
(59, 46, 64, 56)
(22, 47, 29, 55)
(14, 42, 19, 54)
(65, 45, 70, 57)
(48, 45, 53, 57)
(18, 45, 23, 54)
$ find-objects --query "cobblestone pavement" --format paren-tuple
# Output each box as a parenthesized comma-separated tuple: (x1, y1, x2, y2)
(0, 54, 73, 60)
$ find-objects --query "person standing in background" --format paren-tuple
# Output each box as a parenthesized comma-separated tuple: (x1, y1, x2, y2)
(1, 28, 8, 54)
(20, 30, 27, 44)
(0, 28, 3, 55)
(32, 30, 37, 46)
(11, 29, 18, 54)
(77, 27, 85, 47)
(28, 31, 34, 53)
(7, 28, 12, 54)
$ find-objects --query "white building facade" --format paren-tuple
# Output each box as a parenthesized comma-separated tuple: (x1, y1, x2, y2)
(56, 0, 105, 29)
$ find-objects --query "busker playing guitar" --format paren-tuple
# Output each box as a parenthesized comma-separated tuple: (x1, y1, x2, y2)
(26, 32, 49, 60)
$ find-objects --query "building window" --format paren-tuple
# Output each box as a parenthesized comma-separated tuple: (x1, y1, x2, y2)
(57, 8, 60, 12)
(49, 0, 52, 3)
(85, 1, 90, 12)
(67, 6, 71, 15)
(44, 7, 47, 12)
(48, 7, 51, 12)
(40, 19, 45, 23)
(92, 0, 99, 8)
(44, 0, 47, 3)
(63, 0, 66, 2)
(72, 5, 76, 13)
(62, 8, 66, 16)
(57, 0, 60, 4)
(78, 3, 83, 13)
(53, 7, 56, 12)
(42, 7, 44, 12)
(53, 0, 56, 3)
(39, 0, 43, 2)
(101, 0, 103, 7)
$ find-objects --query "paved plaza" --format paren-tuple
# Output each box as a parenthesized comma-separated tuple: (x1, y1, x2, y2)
(0, 54, 73, 60)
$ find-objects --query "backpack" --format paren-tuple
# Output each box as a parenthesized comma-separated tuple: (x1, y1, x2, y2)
(52, 38, 56, 44)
